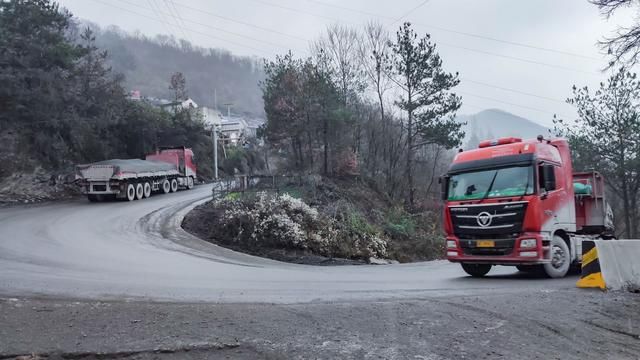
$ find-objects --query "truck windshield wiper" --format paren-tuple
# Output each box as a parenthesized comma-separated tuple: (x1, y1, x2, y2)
(518, 166, 532, 201)
(477, 170, 499, 203)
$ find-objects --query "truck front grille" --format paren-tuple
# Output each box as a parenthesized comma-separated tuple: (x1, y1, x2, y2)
(449, 201, 528, 237)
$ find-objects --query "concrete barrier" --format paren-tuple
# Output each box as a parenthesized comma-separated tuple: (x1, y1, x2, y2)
(577, 240, 640, 291)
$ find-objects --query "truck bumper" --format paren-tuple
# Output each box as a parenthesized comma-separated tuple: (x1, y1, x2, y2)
(81, 181, 121, 195)
(445, 233, 550, 265)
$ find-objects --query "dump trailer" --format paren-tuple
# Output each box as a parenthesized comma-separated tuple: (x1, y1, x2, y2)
(76, 147, 196, 202)
(441, 136, 614, 278)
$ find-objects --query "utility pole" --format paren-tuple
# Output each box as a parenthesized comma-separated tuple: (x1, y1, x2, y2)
(212, 125, 218, 180)
(223, 103, 233, 117)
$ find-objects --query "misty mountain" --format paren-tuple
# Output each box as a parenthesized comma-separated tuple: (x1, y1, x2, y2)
(456, 109, 550, 149)
(87, 24, 265, 116)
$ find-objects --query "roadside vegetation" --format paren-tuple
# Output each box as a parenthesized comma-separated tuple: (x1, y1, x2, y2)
(183, 176, 443, 263)
(0, 0, 261, 202)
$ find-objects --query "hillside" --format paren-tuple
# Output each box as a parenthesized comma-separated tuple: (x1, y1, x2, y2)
(91, 25, 265, 116)
(456, 109, 550, 149)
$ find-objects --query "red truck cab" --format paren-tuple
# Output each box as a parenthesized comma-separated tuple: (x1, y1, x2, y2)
(442, 136, 613, 278)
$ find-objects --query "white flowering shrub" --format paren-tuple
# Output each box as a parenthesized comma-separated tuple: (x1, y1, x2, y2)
(212, 192, 387, 259)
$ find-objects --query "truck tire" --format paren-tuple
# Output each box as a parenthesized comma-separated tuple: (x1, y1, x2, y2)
(187, 176, 194, 190)
(461, 263, 492, 277)
(143, 182, 152, 198)
(126, 183, 136, 201)
(543, 235, 571, 278)
(170, 178, 178, 192)
(135, 183, 144, 200)
(162, 179, 171, 194)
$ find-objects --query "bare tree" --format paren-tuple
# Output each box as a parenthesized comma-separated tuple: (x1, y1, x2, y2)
(312, 24, 364, 106)
(360, 21, 392, 123)
(591, 0, 640, 66)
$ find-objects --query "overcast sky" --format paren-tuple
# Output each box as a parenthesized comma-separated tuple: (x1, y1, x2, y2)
(57, 0, 636, 127)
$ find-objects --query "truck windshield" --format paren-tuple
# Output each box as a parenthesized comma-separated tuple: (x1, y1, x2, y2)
(448, 166, 534, 201)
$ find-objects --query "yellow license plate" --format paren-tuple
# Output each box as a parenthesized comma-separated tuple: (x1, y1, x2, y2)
(477, 240, 495, 248)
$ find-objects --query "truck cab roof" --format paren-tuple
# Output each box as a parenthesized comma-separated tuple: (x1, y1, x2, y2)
(449, 137, 563, 174)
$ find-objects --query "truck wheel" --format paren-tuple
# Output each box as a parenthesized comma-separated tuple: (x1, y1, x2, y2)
(461, 263, 492, 277)
(170, 178, 178, 192)
(126, 183, 136, 201)
(543, 235, 571, 278)
(187, 176, 194, 190)
(143, 182, 152, 198)
(162, 179, 171, 194)
(135, 183, 144, 200)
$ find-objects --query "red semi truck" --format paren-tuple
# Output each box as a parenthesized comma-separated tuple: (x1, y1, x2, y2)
(441, 136, 614, 278)
(76, 146, 197, 202)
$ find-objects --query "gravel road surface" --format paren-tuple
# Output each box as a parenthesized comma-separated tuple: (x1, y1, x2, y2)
(0, 185, 638, 359)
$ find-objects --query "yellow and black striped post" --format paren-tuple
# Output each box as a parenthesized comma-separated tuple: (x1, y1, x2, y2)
(576, 240, 606, 290)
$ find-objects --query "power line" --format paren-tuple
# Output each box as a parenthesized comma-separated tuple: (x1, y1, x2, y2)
(239, 0, 600, 74)
(146, 0, 175, 37)
(389, 0, 431, 26)
(459, 91, 570, 118)
(438, 41, 600, 76)
(160, 0, 192, 43)
(463, 79, 567, 104)
(89, 0, 275, 56)
(112, 0, 305, 53)
(164, 0, 309, 42)
(305, 0, 598, 60)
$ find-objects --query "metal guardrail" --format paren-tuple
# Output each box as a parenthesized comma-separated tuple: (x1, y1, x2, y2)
(212, 175, 309, 199)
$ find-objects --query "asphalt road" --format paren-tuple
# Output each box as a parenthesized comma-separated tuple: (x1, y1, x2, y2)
(1, 185, 638, 359)
(0, 184, 578, 303)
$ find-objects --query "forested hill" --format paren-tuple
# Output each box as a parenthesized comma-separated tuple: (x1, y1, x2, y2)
(90, 24, 265, 116)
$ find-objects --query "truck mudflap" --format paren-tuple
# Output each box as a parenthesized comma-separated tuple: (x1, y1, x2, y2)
(446, 233, 551, 265)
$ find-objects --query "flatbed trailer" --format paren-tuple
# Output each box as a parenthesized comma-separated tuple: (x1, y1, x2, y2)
(76, 147, 196, 202)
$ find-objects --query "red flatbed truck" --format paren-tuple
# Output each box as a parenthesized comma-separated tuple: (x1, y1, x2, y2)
(76, 146, 197, 202)
(441, 136, 614, 278)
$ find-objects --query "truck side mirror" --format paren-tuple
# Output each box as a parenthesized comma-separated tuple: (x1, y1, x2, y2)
(440, 176, 449, 201)
(542, 164, 556, 192)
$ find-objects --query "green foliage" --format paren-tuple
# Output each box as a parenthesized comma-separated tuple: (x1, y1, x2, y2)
(0, 0, 214, 179)
(384, 207, 416, 238)
(344, 210, 378, 236)
(221, 145, 265, 176)
(554, 67, 640, 237)
(261, 52, 345, 173)
(388, 22, 464, 206)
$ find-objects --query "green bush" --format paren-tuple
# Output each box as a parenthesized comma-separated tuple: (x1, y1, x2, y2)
(384, 207, 416, 238)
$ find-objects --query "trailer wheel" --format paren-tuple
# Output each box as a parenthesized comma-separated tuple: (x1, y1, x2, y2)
(162, 179, 171, 194)
(461, 263, 492, 277)
(126, 183, 136, 201)
(543, 235, 571, 278)
(170, 178, 178, 192)
(135, 183, 144, 200)
(187, 176, 194, 190)
(143, 182, 152, 198)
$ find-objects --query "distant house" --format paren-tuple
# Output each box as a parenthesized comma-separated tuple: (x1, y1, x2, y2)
(200, 106, 224, 130)
(157, 98, 198, 112)
(220, 116, 248, 144)
(129, 90, 141, 100)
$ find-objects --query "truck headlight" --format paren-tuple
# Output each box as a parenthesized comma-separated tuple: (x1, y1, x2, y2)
(519, 239, 537, 248)
(447, 240, 457, 249)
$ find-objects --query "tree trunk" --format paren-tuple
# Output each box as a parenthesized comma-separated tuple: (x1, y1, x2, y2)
(622, 176, 633, 238)
(323, 116, 329, 175)
(406, 110, 414, 207)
